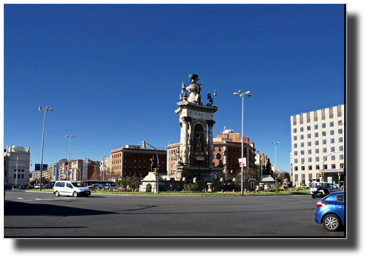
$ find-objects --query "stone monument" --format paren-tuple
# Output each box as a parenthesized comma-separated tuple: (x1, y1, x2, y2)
(173, 74, 223, 186)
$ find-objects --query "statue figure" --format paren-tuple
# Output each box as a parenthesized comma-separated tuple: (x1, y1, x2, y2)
(195, 135, 203, 154)
(186, 74, 203, 105)
(206, 90, 217, 106)
(150, 156, 156, 171)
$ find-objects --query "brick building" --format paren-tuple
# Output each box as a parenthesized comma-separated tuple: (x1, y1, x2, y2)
(212, 129, 256, 180)
(111, 145, 167, 179)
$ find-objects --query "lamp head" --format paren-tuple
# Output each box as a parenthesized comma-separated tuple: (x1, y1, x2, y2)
(38, 106, 43, 111)
(244, 91, 252, 97)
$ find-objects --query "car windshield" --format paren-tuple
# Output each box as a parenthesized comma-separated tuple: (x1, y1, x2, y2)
(71, 182, 84, 187)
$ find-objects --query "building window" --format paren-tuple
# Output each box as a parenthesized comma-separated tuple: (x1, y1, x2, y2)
(294, 159, 298, 163)
(308, 149, 312, 154)
(323, 164, 327, 169)
(300, 135, 304, 140)
(338, 129, 343, 134)
(330, 130, 334, 135)
(330, 121, 334, 127)
(323, 148, 327, 153)
(339, 137, 343, 143)
(308, 157, 312, 162)
(316, 157, 319, 162)
(322, 123, 326, 128)
(308, 165, 312, 170)
(331, 164, 336, 169)
(331, 155, 335, 161)
(331, 138, 335, 144)
(340, 154, 344, 160)
(315, 132, 319, 138)
(314, 124, 318, 130)
(294, 136, 297, 140)
(308, 142, 311, 147)
(307, 134, 311, 139)
(338, 120, 343, 125)
(301, 158, 305, 164)
(315, 149, 319, 154)
(301, 143, 304, 147)
(340, 163, 344, 169)
(322, 131, 326, 136)
(316, 165, 320, 170)
(293, 128, 297, 133)
(301, 166, 305, 171)
(339, 146, 343, 151)
(315, 140, 319, 146)
(301, 150, 304, 155)
(300, 127, 304, 132)
(322, 140, 326, 145)
(294, 151, 298, 156)
(307, 126, 311, 131)
(294, 143, 297, 148)
(295, 166, 298, 171)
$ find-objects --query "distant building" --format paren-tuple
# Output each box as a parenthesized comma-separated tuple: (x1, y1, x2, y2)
(290, 104, 345, 185)
(212, 129, 256, 180)
(4, 145, 31, 186)
(110, 145, 167, 179)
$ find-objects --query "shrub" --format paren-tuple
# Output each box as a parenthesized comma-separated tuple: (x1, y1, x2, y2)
(183, 184, 199, 192)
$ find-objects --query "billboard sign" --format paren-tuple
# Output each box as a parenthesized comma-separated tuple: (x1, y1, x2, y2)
(35, 164, 48, 171)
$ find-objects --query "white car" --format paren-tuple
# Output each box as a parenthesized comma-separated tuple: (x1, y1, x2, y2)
(54, 181, 91, 197)
(104, 184, 117, 190)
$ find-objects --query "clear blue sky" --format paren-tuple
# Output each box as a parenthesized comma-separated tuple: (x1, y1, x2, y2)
(4, 4, 345, 173)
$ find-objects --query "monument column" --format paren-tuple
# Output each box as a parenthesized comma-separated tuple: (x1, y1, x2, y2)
(181, 117, 191, 164)
(207, 120, 215, 167)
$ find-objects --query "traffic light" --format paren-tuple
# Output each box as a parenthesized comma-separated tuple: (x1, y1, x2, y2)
(142, 141, 147, 148)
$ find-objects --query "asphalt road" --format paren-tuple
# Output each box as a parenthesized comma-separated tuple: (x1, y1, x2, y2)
(4, 190, 345, 238)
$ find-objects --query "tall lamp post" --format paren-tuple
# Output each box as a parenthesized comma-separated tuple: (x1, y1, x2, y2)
(234, 90, 251, 195)
(66, 135, 76, 180)
(271, 142, 280, 182)
(39, 106, 54, 191)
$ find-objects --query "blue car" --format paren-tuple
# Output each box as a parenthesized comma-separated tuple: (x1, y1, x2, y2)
(314, 191, 345, 231)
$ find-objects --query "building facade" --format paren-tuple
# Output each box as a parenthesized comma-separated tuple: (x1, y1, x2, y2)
(111, 145, 167, 179)
(212, 129, 256, 180)
(4, 145, 31, 186)
(290, 104, 345, 185)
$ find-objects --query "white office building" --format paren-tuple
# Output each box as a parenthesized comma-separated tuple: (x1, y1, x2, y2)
(290, 105, 345, 186)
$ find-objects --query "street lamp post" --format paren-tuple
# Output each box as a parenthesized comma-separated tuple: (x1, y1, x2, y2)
(271, 142, 280, 182)
(39, 106, 54, 191)
(66, 135, 76, 180)
(234, 90, 251, 195)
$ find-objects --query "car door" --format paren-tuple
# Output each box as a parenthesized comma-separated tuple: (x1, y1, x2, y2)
(65, 182, 74, 196)
(333, 194, 345, 224)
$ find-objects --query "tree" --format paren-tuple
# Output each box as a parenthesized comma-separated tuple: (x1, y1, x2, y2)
(278, 170, 290, 183)
(91, 167, 101, 180)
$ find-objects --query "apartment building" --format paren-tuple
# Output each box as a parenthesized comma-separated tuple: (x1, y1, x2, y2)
(290, 105, 345, 185)
(111, 145, 167, 179)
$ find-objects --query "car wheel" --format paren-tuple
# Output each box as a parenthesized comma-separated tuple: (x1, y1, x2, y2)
(73, 192, 78, 197)
(312, 193, 317, 199)
(323, 214, 341, 231)
(55, 191, 60, 197)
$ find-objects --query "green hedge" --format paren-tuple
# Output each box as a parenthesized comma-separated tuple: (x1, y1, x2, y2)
(183, 184, 199, 192)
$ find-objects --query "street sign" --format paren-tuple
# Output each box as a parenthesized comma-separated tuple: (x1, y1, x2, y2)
(157, 164, 161, 168)
(238, 158, 246, 167)
(35, 164, 48, 171)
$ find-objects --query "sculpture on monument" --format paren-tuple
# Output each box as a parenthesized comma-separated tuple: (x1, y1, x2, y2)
(185, 74, 203, 105)
(150, 156, 156, 171)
